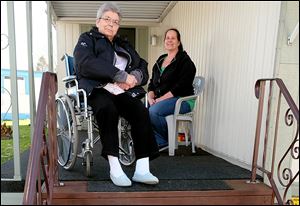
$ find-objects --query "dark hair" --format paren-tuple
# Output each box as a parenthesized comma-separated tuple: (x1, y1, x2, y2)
(164, 28, 183, 51)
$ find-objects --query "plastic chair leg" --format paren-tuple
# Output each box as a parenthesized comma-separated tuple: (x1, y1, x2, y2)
(189, 122, 196, 153)
(184, 123, 189, 146)
(166, 115, 175, 156)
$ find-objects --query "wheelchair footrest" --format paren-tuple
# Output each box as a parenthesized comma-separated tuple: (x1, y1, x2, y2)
(82, 161, 93, 166)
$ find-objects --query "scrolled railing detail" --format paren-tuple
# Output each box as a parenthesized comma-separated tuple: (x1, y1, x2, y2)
(277, 111, 299, 204)
(278, 167, 293, 187)
(251, 78, 299, 205)
(291, 136, 299, 160)
(285, 108, 294, 126)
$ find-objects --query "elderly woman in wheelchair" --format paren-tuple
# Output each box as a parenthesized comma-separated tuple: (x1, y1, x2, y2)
(57, 2, 159, 187)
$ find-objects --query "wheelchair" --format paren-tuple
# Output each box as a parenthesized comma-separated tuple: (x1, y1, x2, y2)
(56, 54, 136, 177)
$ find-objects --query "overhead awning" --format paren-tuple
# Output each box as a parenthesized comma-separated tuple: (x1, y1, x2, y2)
(50, 1, 177, 24)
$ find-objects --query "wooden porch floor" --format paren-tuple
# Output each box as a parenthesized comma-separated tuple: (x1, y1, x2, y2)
(43, 179, 273, 205)
(38, 145, 275, 204)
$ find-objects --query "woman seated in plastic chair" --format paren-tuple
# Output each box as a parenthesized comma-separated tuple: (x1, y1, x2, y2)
(147, 28, 196, 149)
(73, 2, 159, 187)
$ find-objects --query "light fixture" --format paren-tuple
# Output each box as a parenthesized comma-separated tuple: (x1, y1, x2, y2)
(151, 35, 157, 46)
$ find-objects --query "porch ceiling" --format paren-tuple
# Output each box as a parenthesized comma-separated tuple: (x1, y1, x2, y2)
(50, 1, 177, 23)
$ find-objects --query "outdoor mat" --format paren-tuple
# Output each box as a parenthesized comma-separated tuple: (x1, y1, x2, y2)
(87, 179, 232, 192)
(58, 150, 256, 181)
(1, 146, 259, 181)
(1, 128, 262, 193)
(53, 137, 256, 181)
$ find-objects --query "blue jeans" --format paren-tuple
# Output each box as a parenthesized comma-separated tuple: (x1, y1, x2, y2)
(148, 97, 191, 147)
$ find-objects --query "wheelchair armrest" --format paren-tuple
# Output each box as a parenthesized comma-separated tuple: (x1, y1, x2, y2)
(62, 75, 77, 82)
(174, 95, 198, 116)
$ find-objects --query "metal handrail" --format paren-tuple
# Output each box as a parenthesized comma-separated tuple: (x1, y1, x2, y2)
(1, 33, 9, 50)
(1, 87, 12, 122)
(251, 78, 299, 205)
(23, 72, 58, 205)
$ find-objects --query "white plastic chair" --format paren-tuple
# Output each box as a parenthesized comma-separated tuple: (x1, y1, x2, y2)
(164, 76, 205, 156)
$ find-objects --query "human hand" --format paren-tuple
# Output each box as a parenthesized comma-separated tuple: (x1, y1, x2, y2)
(126, 74, 137, 88)
(147, 92, 156, 106)
(154, 96, 167, 103)
(155, 92, 173, 103)
(116, 82, 130, 90)
(154, 97, 163, 103)
(148, 98, 156, 106)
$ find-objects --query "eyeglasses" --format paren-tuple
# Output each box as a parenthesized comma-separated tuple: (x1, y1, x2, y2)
(99, 17, 120, 26)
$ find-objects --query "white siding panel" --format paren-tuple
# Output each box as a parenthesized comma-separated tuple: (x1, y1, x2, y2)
(56, 22, 80, 94)
(152, 1, 281, 168)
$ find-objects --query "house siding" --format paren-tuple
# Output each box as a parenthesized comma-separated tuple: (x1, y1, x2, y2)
(55, 2, 298, 177)
(149, 1, 282, 169)
(265, 1, 299, 195)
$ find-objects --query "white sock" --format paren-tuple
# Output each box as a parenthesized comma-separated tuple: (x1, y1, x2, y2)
(135, 157, 150, 175)
(108, 155, 125, 177)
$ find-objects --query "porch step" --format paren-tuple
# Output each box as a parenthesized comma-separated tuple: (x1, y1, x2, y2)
(43, 180, 273, 205)
(1, 193, 23, 205)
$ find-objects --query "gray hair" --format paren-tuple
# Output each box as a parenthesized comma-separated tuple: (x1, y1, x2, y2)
(96, 2, 122, 19)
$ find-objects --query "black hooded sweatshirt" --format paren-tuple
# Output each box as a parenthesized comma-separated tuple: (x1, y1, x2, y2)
(148, 50, 196, 98)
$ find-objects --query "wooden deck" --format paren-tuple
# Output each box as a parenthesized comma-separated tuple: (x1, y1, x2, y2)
(42, 180, 274, 205)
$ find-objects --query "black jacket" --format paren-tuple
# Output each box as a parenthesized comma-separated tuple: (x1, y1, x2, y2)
(148, 50, 196, 98)
(73, 27, 148, 97)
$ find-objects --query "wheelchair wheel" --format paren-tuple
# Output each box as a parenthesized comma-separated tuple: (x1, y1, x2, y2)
(85, 152, 92, 177)
(119, 118, 136, 166)
(56, 95, 79, 170)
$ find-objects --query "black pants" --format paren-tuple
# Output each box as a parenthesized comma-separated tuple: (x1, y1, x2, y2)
(87, 88, 159, 160)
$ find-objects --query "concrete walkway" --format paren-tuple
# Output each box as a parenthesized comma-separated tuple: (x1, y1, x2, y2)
(1, 193, 23, 205)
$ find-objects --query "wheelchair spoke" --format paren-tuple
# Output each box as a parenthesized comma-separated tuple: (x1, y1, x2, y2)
(119, 119, 135, 166)
(119, 146, 129, 155)
(56, 95, 78, 170)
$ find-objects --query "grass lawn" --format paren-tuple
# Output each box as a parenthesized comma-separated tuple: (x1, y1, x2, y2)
(1, 120, 31, 164)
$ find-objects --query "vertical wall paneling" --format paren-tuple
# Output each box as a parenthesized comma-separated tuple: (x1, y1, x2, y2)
(149, 1, 281, 169)
(56, 22, 79, 94)
(56, 1, 283, 170)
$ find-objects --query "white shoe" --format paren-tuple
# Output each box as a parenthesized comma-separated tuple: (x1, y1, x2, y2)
(132, 172, 159, 185)
(110, 173, 132, 187)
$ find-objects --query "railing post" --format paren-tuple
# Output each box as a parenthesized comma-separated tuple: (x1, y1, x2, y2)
(23, 73, 49, 205)
(47, 73, 58, 204)
(251, 80, 265, 182)
(23, 72, 58, 205)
